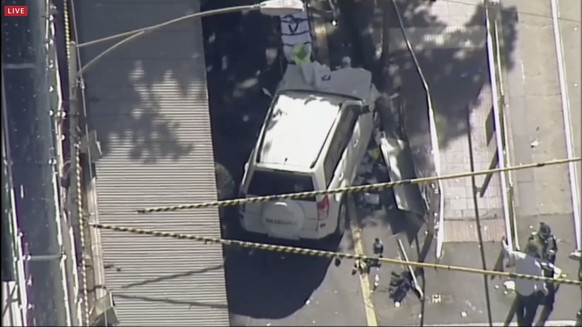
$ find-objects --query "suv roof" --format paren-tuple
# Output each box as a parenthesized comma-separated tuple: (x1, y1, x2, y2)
(256, 91, 346, 170)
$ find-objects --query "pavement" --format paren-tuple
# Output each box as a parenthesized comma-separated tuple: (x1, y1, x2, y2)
(500, 0, 581, 322)
(2, 9, 68, 326)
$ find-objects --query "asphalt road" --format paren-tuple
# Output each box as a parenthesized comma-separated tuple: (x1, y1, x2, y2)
(202, 3, 370, 326)
(501, 0, 580, 322)
(2, 8, 68, 326)
(224, 235, 367, 326)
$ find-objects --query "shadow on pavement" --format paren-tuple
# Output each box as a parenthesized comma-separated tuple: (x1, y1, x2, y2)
(225, 234, 340, 319)
(384, 0, 518, 169)
(202, 1, 284, 185)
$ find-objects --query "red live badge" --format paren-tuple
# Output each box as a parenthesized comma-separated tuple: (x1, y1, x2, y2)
(4, 6, 28, 17)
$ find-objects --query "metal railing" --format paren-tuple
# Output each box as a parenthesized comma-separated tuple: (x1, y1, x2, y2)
(484, 0, 518, 249)
(67, 0, 101, 323)
(47, 0, 85, 324)
(484, 0, 519, 248)
(44, 0, 81, 324)
(390, 0, 445, 258)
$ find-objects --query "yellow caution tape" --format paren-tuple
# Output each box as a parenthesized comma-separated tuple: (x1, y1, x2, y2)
(89, 221, 581, 286)
(137, 157, 581, 214)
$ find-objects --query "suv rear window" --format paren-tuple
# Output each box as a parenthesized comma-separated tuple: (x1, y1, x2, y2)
(248, 170, 315, 200)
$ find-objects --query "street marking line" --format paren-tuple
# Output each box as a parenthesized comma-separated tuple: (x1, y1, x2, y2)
(350, 220, 378, 327)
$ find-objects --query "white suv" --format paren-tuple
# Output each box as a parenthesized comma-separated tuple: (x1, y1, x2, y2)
(238, 64, 379, 240)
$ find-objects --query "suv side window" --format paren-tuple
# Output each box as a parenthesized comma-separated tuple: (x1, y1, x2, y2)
(322, 105, 359, 187)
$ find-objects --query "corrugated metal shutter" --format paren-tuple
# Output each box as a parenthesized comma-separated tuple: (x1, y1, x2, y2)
(76, 0, 229, 325)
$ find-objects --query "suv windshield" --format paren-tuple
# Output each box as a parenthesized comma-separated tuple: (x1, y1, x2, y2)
(248, 170, 315, 200)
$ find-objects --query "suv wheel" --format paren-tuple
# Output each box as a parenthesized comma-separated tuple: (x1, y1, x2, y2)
(334, 196, 347, 237)
(214, 162, 240, 237)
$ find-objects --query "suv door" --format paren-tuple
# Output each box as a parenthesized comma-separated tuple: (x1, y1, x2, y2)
(321, 106, 359, 218)
(343, 104, 370, 185)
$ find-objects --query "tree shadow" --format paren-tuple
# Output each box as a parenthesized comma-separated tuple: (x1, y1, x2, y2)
(202, 2, 285, 186)
(385, 0, 517, 154)
(72, 0, 207, 164)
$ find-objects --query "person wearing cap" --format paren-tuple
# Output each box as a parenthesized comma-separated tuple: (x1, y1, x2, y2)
(502, 237, 547, 326)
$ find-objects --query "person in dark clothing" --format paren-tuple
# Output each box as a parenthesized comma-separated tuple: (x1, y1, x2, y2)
(373, 238, 384, 256)
(388, 271, 412, 303)
(528, 222, 559, 325)
(528, 222, 558, 264)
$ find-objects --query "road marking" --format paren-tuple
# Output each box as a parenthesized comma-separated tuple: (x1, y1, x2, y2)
(423, 320, 577, 327)
(350, 220, 378, 327)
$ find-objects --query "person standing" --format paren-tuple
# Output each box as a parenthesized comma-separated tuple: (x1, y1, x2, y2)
(528, 222, 558, 264)
(502, 237, 548, 326)
(371, 238, 384, 290)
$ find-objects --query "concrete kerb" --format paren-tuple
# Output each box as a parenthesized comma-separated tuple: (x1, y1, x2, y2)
(484, 0, 518, 249)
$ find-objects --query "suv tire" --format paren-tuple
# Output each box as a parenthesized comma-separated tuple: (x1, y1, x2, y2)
(334, 196, 348, 237)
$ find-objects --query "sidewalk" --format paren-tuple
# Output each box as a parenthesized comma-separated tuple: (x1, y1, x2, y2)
(500, 0, 580, 321)
(369, 0, 514, 325)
